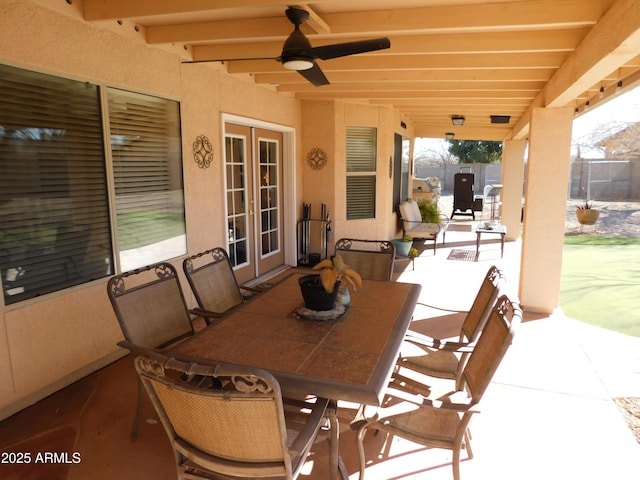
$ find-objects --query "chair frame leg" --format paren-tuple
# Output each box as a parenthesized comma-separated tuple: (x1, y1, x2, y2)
(131, 378, 144, 439)
(355, 425, 369, 480)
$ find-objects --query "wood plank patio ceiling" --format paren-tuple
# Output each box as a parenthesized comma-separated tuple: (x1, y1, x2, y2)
(81, 0, 640, 141)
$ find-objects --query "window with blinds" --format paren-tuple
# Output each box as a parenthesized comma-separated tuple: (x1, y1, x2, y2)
(0, 65, 112, 305)
(108, 88, 186, 271)
(346, 126, 377, 220)
(0, 65, 186, 305)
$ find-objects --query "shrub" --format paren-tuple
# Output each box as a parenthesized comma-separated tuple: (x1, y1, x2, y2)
(418, 199, 442, 223)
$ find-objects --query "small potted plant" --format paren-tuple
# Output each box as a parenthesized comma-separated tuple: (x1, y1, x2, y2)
(576, 200, 600, 225)
(391, 235, 413, 257)
(298, 256, 362, 311)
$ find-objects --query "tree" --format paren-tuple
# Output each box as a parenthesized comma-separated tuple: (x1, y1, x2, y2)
(576, 122, 640, 159)
(446, 140, 502, 163)
(413, 139, 457, 167)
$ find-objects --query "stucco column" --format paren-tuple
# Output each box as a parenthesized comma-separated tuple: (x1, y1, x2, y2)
(519, 106, 574, 313)
(501, 139, 526, 241)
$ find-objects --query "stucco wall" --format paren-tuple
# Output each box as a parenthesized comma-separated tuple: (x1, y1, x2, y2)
(0, 0, 412, 418)
(301, 100, 413, 253)
(0, 0, 303, 418)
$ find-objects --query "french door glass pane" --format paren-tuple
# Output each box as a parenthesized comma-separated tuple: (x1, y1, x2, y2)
(259, 139, 279, 256)
(225, 136, 248, 266)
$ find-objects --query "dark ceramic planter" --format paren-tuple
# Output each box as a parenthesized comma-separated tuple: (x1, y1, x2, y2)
(298, 274, 339, 311)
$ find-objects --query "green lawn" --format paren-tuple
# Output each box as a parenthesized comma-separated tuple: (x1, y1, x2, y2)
(560, 237, 640, 337)
(117, 212, 186, 250)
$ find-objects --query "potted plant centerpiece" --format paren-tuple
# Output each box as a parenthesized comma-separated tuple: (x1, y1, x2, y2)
(298, 256, 362, 311)
(576, 200, 600, 225)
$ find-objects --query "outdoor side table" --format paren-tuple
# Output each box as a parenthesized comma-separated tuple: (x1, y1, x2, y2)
(475, 223, 507, 259)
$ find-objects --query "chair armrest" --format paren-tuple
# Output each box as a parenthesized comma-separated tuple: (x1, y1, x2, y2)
(117, 340, 164, 358)
(415, 301, 467, 313)
(287, 397, 330, 457)
(403, 331, 475, 353)
(189, 307, 223, 319)
(402, 218, 425, 226)
(240, 285, 264, 293)
(386, 379, 480, 413)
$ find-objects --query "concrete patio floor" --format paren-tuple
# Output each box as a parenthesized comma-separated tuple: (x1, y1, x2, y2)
(1, 214, 639, 480)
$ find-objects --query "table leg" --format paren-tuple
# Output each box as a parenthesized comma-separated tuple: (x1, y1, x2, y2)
(476, 233, 481, 258)
(500, 233, 505, 258)
(327, 401, 348, 480)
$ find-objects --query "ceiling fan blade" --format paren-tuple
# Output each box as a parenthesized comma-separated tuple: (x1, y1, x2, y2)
(311, 38, 391, 60)
(298, 62, 329, 87)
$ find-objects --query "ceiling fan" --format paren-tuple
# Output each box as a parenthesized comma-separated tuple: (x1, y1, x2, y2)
(187, 7, 391, 87)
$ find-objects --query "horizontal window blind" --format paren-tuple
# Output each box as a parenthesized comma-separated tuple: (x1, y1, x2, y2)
(347, 176, 376, 220)
(346, 126, 377, 220)
(346, 126, 377, 172)
(108, 88, 186, 271)
(0, 65, 112, 305)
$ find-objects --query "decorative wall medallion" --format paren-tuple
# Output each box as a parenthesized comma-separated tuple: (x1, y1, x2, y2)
(306, 147, 328, 170)
(193, 135, 213, 169)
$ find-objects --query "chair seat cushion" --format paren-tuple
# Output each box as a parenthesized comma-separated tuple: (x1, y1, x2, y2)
(405, 223, 440, 238)
(399, 341, 460, 379)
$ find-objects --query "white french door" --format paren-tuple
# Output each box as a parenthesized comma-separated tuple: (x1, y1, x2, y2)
(224, 123, 284, 283)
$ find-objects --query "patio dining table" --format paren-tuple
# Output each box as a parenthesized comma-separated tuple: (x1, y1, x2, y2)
(170, 269, 421, 479)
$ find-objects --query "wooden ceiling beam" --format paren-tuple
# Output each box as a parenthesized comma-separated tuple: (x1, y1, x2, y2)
(277, 80, 546, 93)
(82, 0, 322, 21)
(294, 90, 537, 100)
(371, 98, 532, 106)
(413, 125, 513, 141)
(322, 0, 609, 34)
(254, 68, 557, 84)
(225, 52, 569, 73)
(401, 106, 524, 114)
(512, 0, 640, 138)
(149, 17, 291, 44)
(141, 0, 609, 45)
(186, 28, 588, 59)
(298, 4, 331, 34)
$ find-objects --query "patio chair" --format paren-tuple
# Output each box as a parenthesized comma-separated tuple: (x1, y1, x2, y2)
(352, 295, 521, 480)
(183, 247, 263, 324)
(399, 265, 505, 390)
(133, 348, 338, 480)
(107, 261, 204, 438)
(398, 199, 448, 254)
(334, 238, 395, 281)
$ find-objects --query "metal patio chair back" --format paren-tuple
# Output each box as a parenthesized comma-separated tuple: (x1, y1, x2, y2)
(334, 238, 395, 281)
(399, 265, 505, 390)
(134, 350, 333, 480)
(353, 295, 521, 480)
(107, 261, 195, 438)
(183, 247, 262, 324)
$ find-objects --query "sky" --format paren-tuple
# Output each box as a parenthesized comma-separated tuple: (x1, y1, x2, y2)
(416, 85, 640, 159)
(572, 86, 640, 157)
